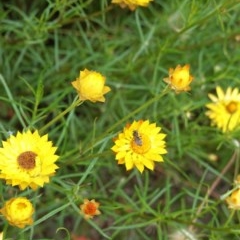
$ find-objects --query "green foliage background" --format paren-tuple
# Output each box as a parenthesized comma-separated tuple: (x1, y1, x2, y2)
(1, 0, 240, 239)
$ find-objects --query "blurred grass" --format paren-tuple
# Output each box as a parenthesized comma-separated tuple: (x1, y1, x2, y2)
(1, 0, 240, 239)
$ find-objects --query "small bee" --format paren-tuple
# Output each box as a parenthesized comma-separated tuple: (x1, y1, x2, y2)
(132, 130, 142, 146)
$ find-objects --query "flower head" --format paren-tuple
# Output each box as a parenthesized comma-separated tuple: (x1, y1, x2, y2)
(226, 188, 240, 210)
(71, 69, 111, 103)
(163, 64, 193, 93)
(206, 86, 240, 132)
(0, 130, 59, 190)
(0, 197, 34, 228)
(111, 120, 167, 173)
(112, 0, 152, 11)
(80, 199, 101, 219)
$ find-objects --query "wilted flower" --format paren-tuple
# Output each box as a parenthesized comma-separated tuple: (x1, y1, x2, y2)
(206, 86, 240, 132)
(111, 120, 167, 173)
(0, 130, 59, 190)
(0, 197, 34, 228)
(163, 64, 193, 93)
(71, 69, 111, 103)
(80, 199, 101, 219)
(112, 0, 153, 11)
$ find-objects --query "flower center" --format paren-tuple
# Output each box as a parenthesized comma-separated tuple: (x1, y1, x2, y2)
(226, 101, 238, 114)
(131, 132, 151, 154)
(172, 70, 189, 87)
(17, 202, 27, 210)
(85, 202, 97, 215)
(17, 151, 37, 170)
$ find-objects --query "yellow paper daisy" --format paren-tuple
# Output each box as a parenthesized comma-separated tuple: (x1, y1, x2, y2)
(163, 64, 194, 93)
(80, 199, 101, 220)
(111, 120, 167, 173)
(226, 188, 240, 210)
(112, 0, 153, 11)
(206, 86, 240, 132)
(71, 69, 111, 103)
(0, 130, 59, 190)
(0, 197, 34, 228)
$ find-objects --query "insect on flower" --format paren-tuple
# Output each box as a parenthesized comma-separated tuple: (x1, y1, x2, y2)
(133, 130, 142, 146)
(111, 120, 167, 173)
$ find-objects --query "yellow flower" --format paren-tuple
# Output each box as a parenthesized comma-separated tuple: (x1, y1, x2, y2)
(0, 197, 34, 228)
(163, 64, 193, 93)
(80, 199, 101, 219)
(0, 130, 59, 190)
(112, 0, 153, 11)
(226, 188, 240, 210)
(111, 120, 167, 173)
(71, 69, 111, 103)
(205, 86, 240, 132)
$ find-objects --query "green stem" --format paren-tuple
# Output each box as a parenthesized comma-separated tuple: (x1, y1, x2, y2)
(39, 97, 82, 134)
(106, 87, 170, 134)
(84, 87, 170, 153)
(2, 222, 8, 239)
(223, 209, 235, 227)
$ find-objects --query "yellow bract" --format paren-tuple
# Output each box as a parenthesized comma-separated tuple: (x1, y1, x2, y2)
(112, 0, 153, 11)
(0, 130, 59, 190)
(163, 64, 193, 93)
(71, 69, 111, 103)
(226, 188, 240, 210)
(0, 197, 34, 228)
(80, 199, 101, 219)
(111, 120, 167, 173)
(206, 86, 240, 132)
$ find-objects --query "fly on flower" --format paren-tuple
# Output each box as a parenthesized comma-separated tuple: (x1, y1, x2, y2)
(111, 120, 167, 173)
(132, 130, 142, 146)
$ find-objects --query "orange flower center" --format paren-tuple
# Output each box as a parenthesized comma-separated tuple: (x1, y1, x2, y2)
(84, 202, 97, 215)
(226, 101, 238, 114)
(232, 197, 238, 204)
(131, 132, 151, 154)
(17, 151, 37, 170)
